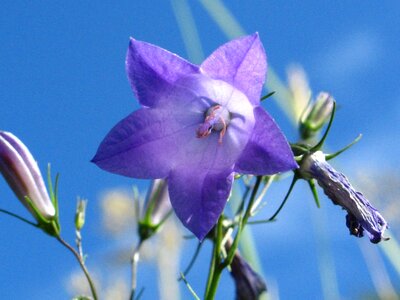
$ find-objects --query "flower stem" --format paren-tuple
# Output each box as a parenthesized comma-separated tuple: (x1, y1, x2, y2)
(130, 240, 143, 300)
(204, 215, 224, 300)
(0, 208, 38, 227)
(268, 175, 298, 221)
(57, 236, 98, 300)
(205, 176, 263, 299)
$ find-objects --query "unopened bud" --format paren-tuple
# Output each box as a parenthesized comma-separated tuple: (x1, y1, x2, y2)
(75, 198, 87, 231)
(0, 131, 55, 221)
(139, 179, 172, 241)
(300, 92, 334, 140)
(225, 239, 267, 300)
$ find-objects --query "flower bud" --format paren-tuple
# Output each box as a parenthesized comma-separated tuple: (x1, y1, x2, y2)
(299, 151, 388, 243)
(299, 92, 334, 140)
(225, 239, 267, 300)
(143, 179, 171, 225)
(0, 131, 55, 221)
(75, 198, 87, 231)
(138, 179, 172, 240)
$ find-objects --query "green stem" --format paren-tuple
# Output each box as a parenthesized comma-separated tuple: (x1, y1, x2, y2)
(268, 176, 298, 221)
(180, 242, 203, 280)
(0, 208, 38, 227)
(57, 236, 98, 300)
(225, 176, 262, 267)
(205, 176, 263, 299)
(204, 216, 224, 300)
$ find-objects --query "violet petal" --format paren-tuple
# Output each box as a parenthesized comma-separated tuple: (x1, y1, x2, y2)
(201, 33, 267, 106)
(92, 107, 199, 178)
(234, 107, 298, 175)
(230, 253, 267, 300)
(168, 167, 234, 240)
(126, 38, 199, 107)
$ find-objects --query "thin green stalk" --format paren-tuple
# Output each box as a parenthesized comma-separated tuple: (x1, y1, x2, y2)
(180, 272, 201, 300)
(268, 176, 298, 221)
(204, 216, 224, 300)
(205, 176, 263, 299)
(130, 240, 144, 300)
(0, 208, 38, 227)
(179, 242, 203, 280)
(57, 236, 98, 300)
(203, 240, 217, 298)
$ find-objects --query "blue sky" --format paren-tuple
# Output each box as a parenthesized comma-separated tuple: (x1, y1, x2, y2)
(1, 1, 399, 299)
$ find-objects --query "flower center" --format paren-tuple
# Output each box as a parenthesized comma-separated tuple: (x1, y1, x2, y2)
(196, 105, 230, 144)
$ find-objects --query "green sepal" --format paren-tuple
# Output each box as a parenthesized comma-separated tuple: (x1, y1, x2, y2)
(290, 143, 311, 156)
(24, 195, 60, 237)
(47, 164, 60, 221)
(137, 221, 158, 241)
(308, 179, 320, 208)
(325, 134, 362, 161)
(260, 91, 275, 101)
(311, 101, 336, 152)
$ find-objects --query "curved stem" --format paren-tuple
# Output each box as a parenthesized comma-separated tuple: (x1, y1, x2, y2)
(57, 236, 98, 300)
(130, 240, 143, 300)
(268, 176, 298, 221)
(0, 208, 38, 227)
(179, 242, 203, 280)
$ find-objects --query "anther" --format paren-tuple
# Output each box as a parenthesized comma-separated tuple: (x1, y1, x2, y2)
(196, 105, 230, 144)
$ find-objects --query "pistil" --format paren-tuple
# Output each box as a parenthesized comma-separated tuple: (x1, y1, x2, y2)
(197, 105, 230, 144)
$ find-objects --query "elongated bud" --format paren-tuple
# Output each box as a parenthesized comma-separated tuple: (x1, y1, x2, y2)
(225, 239, 267, 300)
(0, 131, 55, 221)
(300, 92, 334, 140)
(75, 198, 87, 231)
(299, 151, 388, 243)
(143, 179, 171, 225)
(138, 179, 172, 240)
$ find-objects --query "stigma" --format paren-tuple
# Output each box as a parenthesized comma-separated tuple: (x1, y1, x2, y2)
(197, 105, 230, 144)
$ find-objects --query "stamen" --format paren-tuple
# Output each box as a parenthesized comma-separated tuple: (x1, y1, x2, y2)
(196, 105, 230, 143)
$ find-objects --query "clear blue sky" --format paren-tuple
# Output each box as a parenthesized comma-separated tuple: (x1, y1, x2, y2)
(1, 1, 399, 299)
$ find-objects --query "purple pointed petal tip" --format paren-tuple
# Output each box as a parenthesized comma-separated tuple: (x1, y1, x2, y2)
(234, 107, 298, 175)
(201, 33, 267, 106)
(126, 37, 199, 107)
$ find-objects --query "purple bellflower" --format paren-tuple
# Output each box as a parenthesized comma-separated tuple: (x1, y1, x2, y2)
(92, 34, 297, 240)
(0, 131, 55, 221)
(300, 151, 388, 243)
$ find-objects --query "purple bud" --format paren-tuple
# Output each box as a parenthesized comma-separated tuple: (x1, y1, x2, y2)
(226, 240, 267, 300)
(0, 131, 55, 220)
(300, 151, 388, 243)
